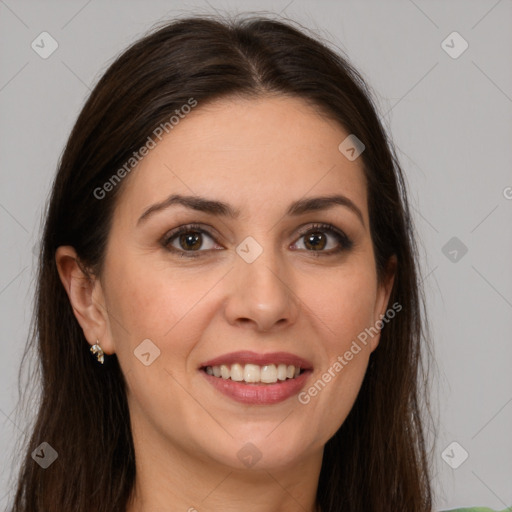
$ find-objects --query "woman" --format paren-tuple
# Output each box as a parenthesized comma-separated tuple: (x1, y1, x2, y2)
(8, 13, 506, 512)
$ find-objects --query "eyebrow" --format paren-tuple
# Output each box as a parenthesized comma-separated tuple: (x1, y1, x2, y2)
(137, 193, 365, 227)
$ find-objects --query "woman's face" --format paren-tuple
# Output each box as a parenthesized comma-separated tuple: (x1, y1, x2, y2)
(86, 95, 395, 471)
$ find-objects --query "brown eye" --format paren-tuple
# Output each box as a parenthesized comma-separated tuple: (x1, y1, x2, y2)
(304, 231, 327, 250)
(163, 224, 219, 256)
(178, 231, 203, 251)
(293, 223, 353, 255)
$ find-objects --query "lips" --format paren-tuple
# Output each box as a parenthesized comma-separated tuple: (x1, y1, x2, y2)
(199, 350, 313, 370)
(199, 350, 313, 405)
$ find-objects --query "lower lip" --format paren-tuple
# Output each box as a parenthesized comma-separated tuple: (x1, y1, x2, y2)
(201, 370, 311, 405)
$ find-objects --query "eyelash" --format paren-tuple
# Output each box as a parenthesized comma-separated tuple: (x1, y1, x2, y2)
(161, 222, 353, 258)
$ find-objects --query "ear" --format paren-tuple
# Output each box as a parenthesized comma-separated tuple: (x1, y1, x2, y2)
(370, 254, 397, 352)
(55, 246, 115, 355)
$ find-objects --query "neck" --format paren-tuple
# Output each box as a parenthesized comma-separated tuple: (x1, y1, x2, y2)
(125, 424, 323, 512)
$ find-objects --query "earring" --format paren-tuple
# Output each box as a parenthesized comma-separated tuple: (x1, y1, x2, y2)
(90, 340, 105, 364)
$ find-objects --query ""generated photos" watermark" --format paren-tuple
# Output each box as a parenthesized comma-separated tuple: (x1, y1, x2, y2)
(93, 98, 197, 200)
(298, 301, 402, 404)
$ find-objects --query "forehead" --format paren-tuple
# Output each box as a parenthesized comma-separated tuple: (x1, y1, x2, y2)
(116, 95, 368, 223)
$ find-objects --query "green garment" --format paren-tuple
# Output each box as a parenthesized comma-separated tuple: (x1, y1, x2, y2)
(443, 507, 511, 512)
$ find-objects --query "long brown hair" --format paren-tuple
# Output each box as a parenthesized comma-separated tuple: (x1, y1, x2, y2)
(9, 13, 435, 511)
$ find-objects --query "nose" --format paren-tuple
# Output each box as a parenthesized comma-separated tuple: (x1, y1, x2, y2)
(223, 245, 300, 332)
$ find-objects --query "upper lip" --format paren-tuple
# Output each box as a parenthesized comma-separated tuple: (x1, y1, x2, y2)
(200, 350, 313, 370)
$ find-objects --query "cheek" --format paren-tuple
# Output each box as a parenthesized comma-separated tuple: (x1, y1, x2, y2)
(295, 264, 377, 424)
(105, 261, 176, 339)
(299, 270, 376, 440)
(103, 253, 224, 362)
(299, 264, 378, 349)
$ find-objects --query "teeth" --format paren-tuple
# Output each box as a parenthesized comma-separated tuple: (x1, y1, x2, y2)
(220, 364, 230, 379)
(205, 363, 303, 384)
(260, 364, 277, 383)
(243, 364, 260, 383)
(230, 363, 244, 382)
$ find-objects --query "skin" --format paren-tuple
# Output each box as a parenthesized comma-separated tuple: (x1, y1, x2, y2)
(56, 95, 396, 512)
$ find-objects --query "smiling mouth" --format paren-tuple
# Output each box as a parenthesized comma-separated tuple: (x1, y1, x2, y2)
(201, 363, 305, 385)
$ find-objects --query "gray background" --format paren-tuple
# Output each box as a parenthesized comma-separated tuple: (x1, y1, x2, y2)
(1, 0, 511, 510)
